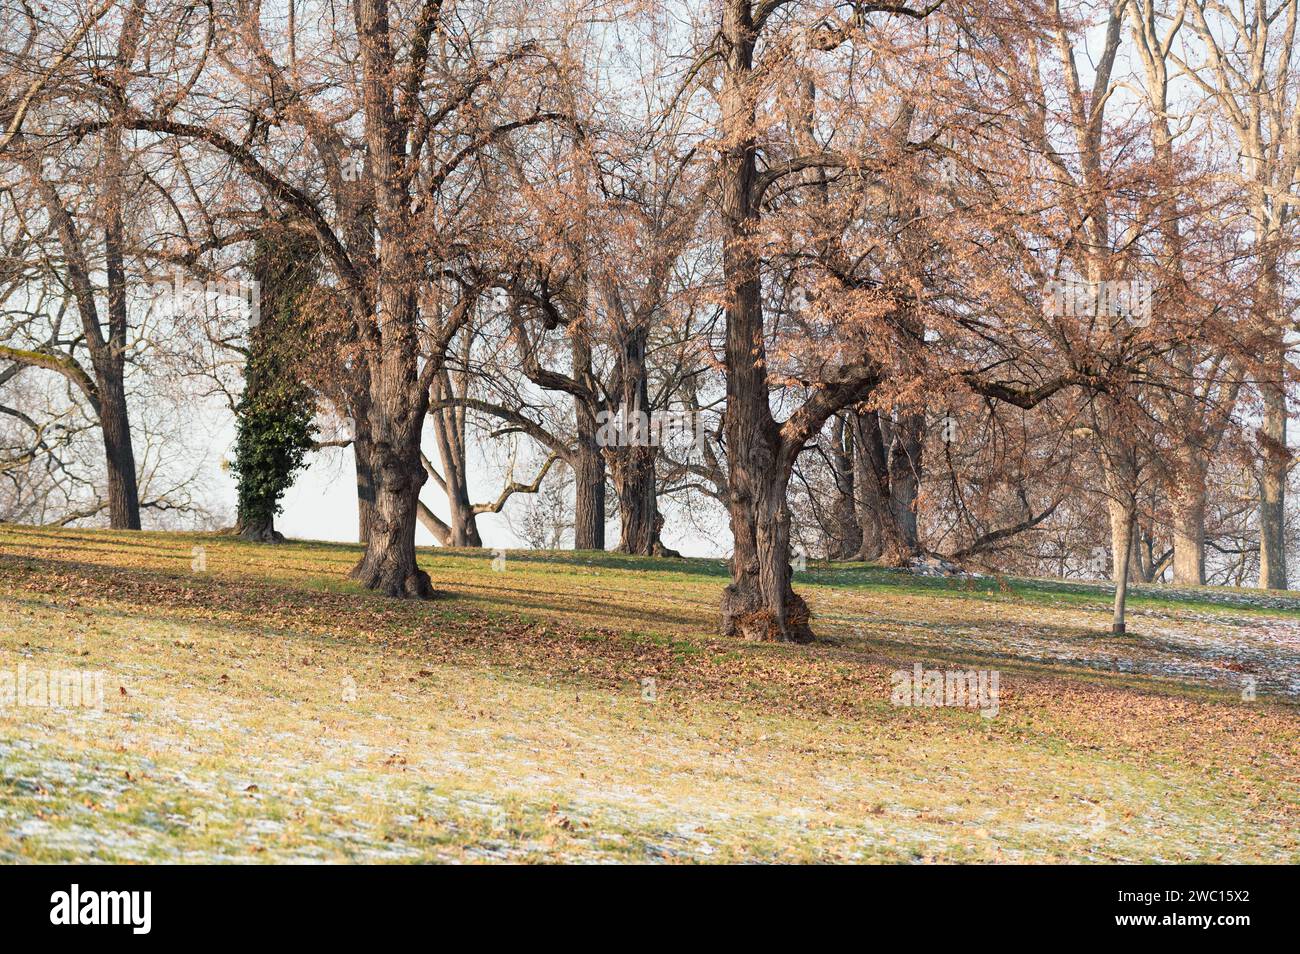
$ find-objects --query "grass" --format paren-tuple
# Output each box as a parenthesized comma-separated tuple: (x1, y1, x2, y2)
(0, 524, 1296, 863)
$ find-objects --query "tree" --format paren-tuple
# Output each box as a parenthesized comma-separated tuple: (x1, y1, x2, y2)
(1173, 0, 1300, 589)
(114, 0, 570, 595)
(1, 0, 148, 529)
(230, 230, 317, 541)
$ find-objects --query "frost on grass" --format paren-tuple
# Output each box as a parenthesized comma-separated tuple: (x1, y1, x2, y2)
(0, 526, 1296, 863)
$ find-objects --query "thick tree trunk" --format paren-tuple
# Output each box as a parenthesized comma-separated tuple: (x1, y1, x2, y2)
(349, 427, 433, 598)
(573, 413, 606, 550)
(610, 325, 664, 556)
(722, 465, 812, 642)
(349, 0, 437, 598)
(1170, 480, 1206, 586)
(97, 375, 140, 530)
(614, 446, 659, 554)
(716, 0, 811, 642)
(236, 515, 281, 542)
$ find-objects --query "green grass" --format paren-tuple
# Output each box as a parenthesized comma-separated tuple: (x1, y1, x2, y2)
(0, 525, 1296, 863)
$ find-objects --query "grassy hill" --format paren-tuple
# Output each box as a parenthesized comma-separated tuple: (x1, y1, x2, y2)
(0, 524, 1296, 863)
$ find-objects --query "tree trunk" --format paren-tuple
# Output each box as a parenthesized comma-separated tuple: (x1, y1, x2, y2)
(349, 0, 438, 598)
(852, 410, 885, 560)
(1170, 479, 1206, 586)
(428, 373, 483, 548)
(855, 410, 921, 566)
(353, 415, 377, 543)
(721, 464, 812, 642)
(1259, 373, 1288, 589)
(881, 412, 923, 565)
(828, 414, 862, 559)
(446, 495, 482, 547)
(99, 142, 141, 530)
(1110, 499, 1135, 634)
(611, 325, 663, 556)
(97, 374, 140, 530)
(97, 13, 142, 531)
(573, 410, 606, 550)
(571, 336, 605, 550)
(349, 425, 433, 598)
(236, 513, 280, 542)
(716, 0, 811, 642)
(613, 447, 659, 554)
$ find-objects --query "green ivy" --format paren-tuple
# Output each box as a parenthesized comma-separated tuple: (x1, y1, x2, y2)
(230, 233, 318, 535)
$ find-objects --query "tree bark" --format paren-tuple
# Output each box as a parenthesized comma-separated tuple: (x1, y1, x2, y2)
(613, 447, 659, 554)
(573, 408, 606, 550)
(352, 406, 377, 543)
(827, 415, 862, 559)
(1170, 469, 1207, 586)
(852, 410, 885, 560)
(609, 325, 666, 556)
(1259, 369, 1288, 589)
(349, 419, 433, 597)
(881, 411, 924, 565)
(96, 369, 140, 530)
(571, 336, 606, 550)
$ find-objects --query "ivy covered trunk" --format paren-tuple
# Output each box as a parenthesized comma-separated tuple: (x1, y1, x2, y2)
(231, 232, 317, 543)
